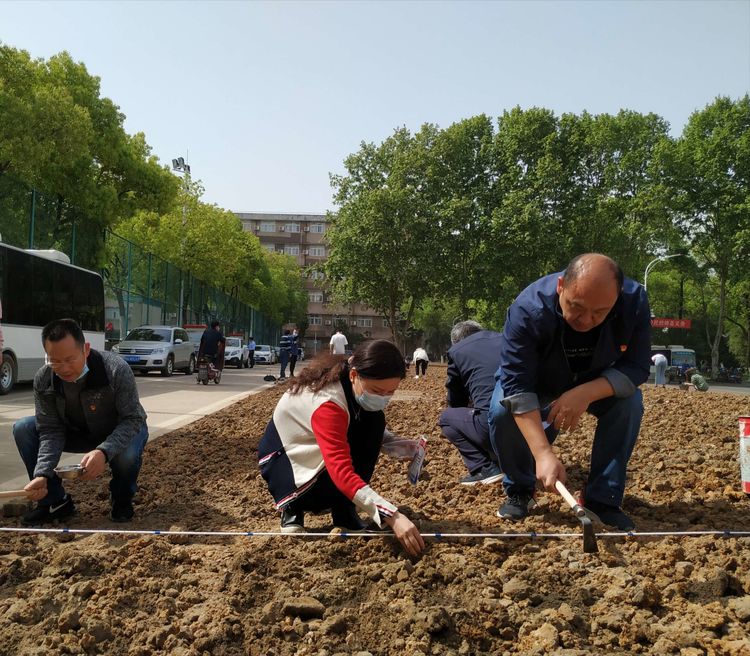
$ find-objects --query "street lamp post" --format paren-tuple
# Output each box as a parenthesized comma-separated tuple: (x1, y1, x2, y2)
(172, 157, 191, 326)
(644, 253, 683, 293)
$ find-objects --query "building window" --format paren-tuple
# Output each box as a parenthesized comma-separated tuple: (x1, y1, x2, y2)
(259, 222, 275, 232)
(357, 318, 373, 328)
(310, 270, 325, 280)
(263, 243, 276, 252)
(382, 319, 389, 328)
(308, 315, 322, 325)
(310, 224, 325, 233)
(308, 292, 324, 303)
(285, 223, 301, 233)
(284, 245, 300, 255)
(309, 245, 326, 257)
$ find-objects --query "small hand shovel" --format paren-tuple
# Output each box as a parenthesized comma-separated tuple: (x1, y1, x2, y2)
(555, 480, 598, 554)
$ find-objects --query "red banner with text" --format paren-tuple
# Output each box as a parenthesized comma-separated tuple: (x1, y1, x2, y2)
(651, 318, 692, 329)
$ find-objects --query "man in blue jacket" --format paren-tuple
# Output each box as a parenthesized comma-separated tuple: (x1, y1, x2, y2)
(488, 253, 650, 530)
(439, 320, 503, 485)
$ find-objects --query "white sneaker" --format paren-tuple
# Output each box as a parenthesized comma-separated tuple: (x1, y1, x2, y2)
(414, 375, 420, 379)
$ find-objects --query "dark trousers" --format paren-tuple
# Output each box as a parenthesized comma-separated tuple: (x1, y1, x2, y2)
(439, 407, 497, 474)
(415, 360, 428, 376)
(288, 430, 382, 517)
(279, 349, 290, 377)
(289, 355, 298, 376)
(13, 416, 148, 505)
(248, 350, 255, 368)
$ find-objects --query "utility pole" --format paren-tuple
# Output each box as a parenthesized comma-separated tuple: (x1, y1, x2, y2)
(172, 157, 191, 326)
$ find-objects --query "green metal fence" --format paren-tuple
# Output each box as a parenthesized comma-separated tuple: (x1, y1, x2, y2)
(0, 175, 279, 345)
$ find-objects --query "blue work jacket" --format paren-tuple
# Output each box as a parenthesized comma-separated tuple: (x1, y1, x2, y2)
(497, 272, 652, 414)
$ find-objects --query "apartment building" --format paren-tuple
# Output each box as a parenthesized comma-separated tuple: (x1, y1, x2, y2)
(235, 212, 392, 355)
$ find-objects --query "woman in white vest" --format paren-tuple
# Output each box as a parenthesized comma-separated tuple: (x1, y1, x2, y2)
(258, 339, 425, 556)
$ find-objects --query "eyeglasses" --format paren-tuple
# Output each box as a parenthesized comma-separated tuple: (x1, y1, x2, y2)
(46, 354, 83, 369)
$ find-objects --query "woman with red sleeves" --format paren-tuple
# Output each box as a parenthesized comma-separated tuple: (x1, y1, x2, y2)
(258, 339, 425, 556)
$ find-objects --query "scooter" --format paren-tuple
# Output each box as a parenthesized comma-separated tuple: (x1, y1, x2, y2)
(196, 343, 224, 385)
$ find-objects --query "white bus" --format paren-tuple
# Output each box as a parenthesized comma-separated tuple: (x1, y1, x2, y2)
(0, 243, 105, 394)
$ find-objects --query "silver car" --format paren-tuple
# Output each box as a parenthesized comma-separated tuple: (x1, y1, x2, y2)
(112, 326, 196, 376)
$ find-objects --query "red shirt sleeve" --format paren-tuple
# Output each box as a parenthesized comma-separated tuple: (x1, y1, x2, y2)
(310, 400, 366, 500)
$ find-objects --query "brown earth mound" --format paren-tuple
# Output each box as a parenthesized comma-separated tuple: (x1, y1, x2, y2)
(1, 367, 749, 655)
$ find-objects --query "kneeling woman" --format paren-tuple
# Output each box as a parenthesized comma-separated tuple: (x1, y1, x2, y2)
(258, 339, 425, 556)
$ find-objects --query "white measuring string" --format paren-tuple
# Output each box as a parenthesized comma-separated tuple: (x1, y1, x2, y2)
(0, 527, 748, 539)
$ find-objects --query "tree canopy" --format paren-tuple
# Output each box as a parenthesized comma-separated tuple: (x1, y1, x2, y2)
(325, 97, 750, 367)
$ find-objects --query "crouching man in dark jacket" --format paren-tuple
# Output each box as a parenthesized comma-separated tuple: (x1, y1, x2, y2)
(489, 253, 651, 531)
(13, 318, 148, 525)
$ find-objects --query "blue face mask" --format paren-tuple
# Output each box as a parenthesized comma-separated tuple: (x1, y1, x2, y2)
(355, 382, 391, 411)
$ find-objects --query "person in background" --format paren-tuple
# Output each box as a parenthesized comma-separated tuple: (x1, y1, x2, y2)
(13, 318, 148, 524)
(651, 352, 668, 388)
(488, 253, 650, 531)
(685, 367, 709, 392)
(438, 320, 503, 485)
(247, 336, 256, 368)
(199, 321, 226, 366)
(278, 329, 293, 380)
(289, 329, 300, 377)
(329, 329, 348, 355)
(258, 339, 425, 556)
(412, 346, 429, 379)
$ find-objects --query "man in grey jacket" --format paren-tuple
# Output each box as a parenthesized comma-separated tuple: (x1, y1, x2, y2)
(13, 318, 148, 524)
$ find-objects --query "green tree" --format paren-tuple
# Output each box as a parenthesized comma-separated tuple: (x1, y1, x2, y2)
(660, 96, 750, 373)
(0, 45, 178, 265)
(326, 127, 438, 346)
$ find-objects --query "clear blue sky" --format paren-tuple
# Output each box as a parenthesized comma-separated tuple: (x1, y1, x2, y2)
(3, 1, 749, 213)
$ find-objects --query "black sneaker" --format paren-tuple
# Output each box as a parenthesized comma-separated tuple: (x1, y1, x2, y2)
(332, 505, 366, 532)
(21, 495, 75, 525)
(584, 499, 635, 531)
(460, 463, 503, 486)
(280, 506, 305, 533)
(110, 499, 134, 523)
(496, 491, 536, 520)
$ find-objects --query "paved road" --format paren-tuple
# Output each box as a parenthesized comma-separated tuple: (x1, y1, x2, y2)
(0, 363, 284, 491)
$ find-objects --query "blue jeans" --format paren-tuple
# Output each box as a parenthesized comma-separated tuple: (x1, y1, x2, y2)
(13, 416, 148, 506)
(488, 384, 643, 507)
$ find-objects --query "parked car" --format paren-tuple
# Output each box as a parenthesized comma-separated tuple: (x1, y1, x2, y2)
(254, 344, 277, 365)
(224, 336, 248, 368)
(112, 326, 196, 376)
(183, 325, 207, 355)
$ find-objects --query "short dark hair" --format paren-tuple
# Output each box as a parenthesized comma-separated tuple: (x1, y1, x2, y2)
(563, 253, 624, 291)
(210, 321, 220, 329)
(41, 318, 85, 347)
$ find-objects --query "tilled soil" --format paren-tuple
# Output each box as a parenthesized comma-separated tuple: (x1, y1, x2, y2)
(1, 367, 749, 655)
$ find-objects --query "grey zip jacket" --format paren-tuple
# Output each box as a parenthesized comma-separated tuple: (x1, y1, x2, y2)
(32, 349, 147, 478)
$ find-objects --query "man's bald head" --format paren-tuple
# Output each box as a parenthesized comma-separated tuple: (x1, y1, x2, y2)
(563, 253, 623, 293)
(557, 253, 623, 332)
